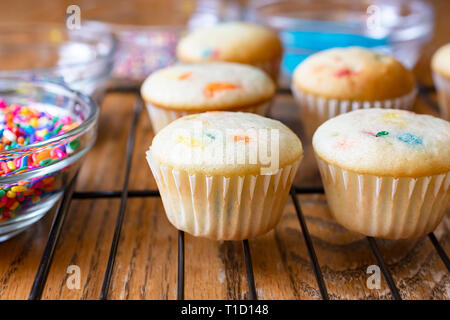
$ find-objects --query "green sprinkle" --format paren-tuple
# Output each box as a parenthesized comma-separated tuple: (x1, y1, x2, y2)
(0, 190, 5, 197)
(68, 139, 80, 150)
(39, 159, 52, 166)
(205, 133, 215, 140)
(376, 131, 389, 137)
(52, 123, 64, 135)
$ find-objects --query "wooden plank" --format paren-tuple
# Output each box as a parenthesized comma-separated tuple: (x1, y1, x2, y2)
(0, 0, 448, 300)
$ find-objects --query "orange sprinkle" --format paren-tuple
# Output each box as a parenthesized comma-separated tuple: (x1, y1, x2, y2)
(35, 149, 51, 163)
(43, 176, 55, 185)
(334, 139, 354, 150)
(313, 65, 326, 73)
(234, 135, 251, 144)
(177, 72, 192, 80)
(61, 122, 79, 132)
(5, 113, 13, 123)
(23, 189, 35, 196)
(203, 82, 240, 98)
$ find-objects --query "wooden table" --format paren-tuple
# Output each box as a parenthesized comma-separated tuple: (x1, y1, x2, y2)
(0, 0, 448, 300)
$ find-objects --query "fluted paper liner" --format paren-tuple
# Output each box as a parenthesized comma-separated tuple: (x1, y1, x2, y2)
(145, 100, 272, 133)
(316, 156, 450, 239)
(292, 86, 417, 141)
(433, 72, 450, 120)
(147, 149, 301, 240)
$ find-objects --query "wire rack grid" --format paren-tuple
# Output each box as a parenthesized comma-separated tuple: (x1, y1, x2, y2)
(27, 84, 449, 301)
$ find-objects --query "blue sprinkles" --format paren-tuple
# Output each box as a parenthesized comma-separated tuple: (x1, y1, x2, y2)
(202, 49, 213, 58)
(397, 133, 423, 146)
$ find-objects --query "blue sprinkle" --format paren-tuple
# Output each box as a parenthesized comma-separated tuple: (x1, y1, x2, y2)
(24, 126, 35, 134)
(397, 133, 422, 146)
(21, 156, 28, 168)
(202, 49, 213, 58)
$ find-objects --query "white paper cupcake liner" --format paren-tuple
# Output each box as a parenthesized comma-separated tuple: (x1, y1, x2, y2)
(147, 149, 301, 240)
(145, 100, 272, 133)
(292, 86, 417, 141)
(432, 72, 450, 120)
(316, 156, 450, 239)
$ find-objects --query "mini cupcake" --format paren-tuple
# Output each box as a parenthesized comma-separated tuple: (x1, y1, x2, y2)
(141, 62, 276, 132)
(292, 47, 416, 140)
(313, 108, 450, 239)
(147, 112, 303, 240)
(432, 43, 450, 120)
(176, 22, 282, 82)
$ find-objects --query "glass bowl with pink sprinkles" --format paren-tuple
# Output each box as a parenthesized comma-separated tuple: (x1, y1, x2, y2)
(0, 78, 98, 241)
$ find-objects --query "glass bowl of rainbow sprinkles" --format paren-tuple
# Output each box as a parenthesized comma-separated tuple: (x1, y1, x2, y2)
(0, 78, 98, 241)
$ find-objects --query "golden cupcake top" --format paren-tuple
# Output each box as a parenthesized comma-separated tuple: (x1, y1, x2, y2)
(292, 47, 415, 101)
(432, 43, 450, 79)
(149, 112, 303, 176)
(313, 109, 450, 177)
(141, 62, 275, 111)
(176, 22, 282, 64)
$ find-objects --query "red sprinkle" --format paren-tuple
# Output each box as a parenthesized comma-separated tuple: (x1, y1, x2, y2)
(334, 68, 358, 77)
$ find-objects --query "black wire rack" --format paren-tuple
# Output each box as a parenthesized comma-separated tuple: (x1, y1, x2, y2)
(27, 84, 449, 301)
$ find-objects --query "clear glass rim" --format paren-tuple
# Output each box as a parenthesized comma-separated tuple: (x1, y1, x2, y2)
(85, 20, 186, 33)
(247, 0, 434, 31)
(0, 22, 118, 75)
(0, 77, 99, 154)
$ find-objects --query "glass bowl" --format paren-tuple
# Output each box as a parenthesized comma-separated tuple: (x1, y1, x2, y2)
(0, 78, 98, 241)
(86, 21, 185, 88)
(0, 23, 117, 102)
(85, 0, 241, 87)
(246, 0, 434, 87)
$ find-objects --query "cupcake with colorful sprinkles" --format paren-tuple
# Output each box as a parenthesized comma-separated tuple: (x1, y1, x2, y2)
(147, 111, 303, 240)
(292, 47, 416, 141)
(313, 108, 450, 239)
(432, 43, 450, 120)
(0, 99, 81, 224)
(141, 62, 276, 132)
(176, 22, 282, 81)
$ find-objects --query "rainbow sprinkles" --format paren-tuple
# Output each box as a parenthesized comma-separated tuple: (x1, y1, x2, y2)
(0, 99, 81, 221)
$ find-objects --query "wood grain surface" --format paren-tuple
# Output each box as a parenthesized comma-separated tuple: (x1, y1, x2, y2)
(0, 0, 448, 300)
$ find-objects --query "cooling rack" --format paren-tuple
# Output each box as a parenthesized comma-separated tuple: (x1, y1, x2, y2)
(27, 84, 449, 300)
